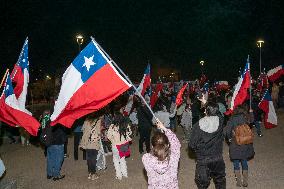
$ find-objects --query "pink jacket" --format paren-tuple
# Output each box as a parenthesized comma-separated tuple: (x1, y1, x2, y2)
(142, 129, 181, 189)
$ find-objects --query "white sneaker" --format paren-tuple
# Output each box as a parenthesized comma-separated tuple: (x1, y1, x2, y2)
(88, 173, 92, 179)
(115, 176, 122, 180)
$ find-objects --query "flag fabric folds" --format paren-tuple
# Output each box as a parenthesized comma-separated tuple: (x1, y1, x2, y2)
(11, 38, 29, 109)
(136, 64, 151, 96)
(0, 73, 40, 136)
(50, 39, 131, 128)
(267, 65, 284, 82)
(259, 90, 277, 129)
(226, 60, 251, 114)
(176, 83, 188, 106)
(150, 83, 163, 108)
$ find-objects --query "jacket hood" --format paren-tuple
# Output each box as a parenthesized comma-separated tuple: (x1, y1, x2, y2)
(199, 116, 219, 133)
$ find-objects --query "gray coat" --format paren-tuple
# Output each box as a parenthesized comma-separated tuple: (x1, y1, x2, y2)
(223, 113, 254, 160)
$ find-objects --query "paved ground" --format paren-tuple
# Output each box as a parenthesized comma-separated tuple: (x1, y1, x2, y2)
(0, 110, 284, 189)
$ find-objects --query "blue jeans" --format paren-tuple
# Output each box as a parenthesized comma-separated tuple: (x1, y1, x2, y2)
(233, 159, 248, 171)
(254, 121, 261, 135)
(47, 144, 64, 177)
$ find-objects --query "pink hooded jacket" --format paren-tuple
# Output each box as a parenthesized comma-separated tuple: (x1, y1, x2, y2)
(142, 129, 181, 189)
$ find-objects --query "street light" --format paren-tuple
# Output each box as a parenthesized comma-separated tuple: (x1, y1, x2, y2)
(76, 34, 84, 52)
(257, 39, 264, 74)
(200, 60, 205, 74)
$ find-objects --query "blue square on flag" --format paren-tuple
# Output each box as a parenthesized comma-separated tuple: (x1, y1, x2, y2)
(72, 41, 109, 82)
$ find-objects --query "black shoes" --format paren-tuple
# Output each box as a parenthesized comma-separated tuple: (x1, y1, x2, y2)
(53, 175, 65, 181)
(47, 175, 53, 179)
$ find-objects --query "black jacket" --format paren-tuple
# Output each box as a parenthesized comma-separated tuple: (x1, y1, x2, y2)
(137, 105, 153, 131)
(189, 115, 224, 161)
(51, 126, 67, 145)
(223, 113, 254, 160)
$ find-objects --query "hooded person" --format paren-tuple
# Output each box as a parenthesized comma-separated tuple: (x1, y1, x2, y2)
(189, 101, 226, 189)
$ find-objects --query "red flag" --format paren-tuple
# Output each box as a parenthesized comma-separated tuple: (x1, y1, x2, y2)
(176, 83, 188, 106)
(150, 83, 163, 108)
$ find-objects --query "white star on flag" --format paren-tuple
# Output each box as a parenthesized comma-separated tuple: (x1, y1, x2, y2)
(6, 84, 9, 91)
(82, 55, 95, 71)
(22, 59, 26, 62)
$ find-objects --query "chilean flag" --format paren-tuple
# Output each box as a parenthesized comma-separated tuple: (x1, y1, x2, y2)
(11, 38, 29, 109)
(215, 81, 230, 91)
(226, 60, 250, 114)
(50, 39, 131, 128)
(137, 64, 151, 96)
(259, 90, 277, 129)
(267, 65, 284, 82)
(0, 73, 40, 136)
(150, 83, 163, 108)
(176, 83, 188, 106)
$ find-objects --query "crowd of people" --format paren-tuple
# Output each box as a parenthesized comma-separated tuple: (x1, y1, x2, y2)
(0, 78, 282, 189)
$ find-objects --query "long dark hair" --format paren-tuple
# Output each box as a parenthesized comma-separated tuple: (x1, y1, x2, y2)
(113, 112, 128, 141)
(151, 131, 170, 161)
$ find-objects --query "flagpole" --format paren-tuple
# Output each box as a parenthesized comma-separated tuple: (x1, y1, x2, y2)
(90, 37, 157, 119)
(0, 69, 9, 88)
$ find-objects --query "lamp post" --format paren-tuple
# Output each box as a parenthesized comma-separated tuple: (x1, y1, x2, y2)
(200, 60, 205, 74)
(76, 34, 84, 52)
(257, 40, 264, 74)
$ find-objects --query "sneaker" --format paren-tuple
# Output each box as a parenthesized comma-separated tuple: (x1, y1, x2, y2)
(258, 134, 263, 137)
(64, 154, 69, 158)
(53, 175, 65, 181)
(88, 173, 92, 179)
(91, 173, 99, 180)
(115, 176, 122, 180)
(47, 175, 53, 179)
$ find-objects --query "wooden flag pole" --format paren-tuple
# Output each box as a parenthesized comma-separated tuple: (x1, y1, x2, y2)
(0, 69, 9, 88)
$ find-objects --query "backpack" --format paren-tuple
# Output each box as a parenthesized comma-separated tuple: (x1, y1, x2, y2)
(40, 121, 53, 147)
(234, 124, 254, 145)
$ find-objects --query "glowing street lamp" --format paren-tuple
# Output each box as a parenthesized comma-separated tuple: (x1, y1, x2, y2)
(257, 39, 264, 74)
(76, 34, 84, 52)
(200, 60, 205, 74)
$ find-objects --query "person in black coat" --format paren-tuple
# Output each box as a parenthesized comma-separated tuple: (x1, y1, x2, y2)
(189, 102, 226, 189)
(136, 102, 153, 154)
(223, 104, 254, 187)
(46, 125, 67, 181)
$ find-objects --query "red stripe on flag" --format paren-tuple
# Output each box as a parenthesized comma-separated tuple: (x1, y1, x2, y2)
(51, 64, 130, 128)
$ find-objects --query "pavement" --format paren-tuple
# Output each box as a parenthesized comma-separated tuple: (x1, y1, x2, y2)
(0, 109, 284, 189)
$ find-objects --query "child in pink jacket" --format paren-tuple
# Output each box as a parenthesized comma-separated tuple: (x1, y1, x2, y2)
(142, 120, 181, 189)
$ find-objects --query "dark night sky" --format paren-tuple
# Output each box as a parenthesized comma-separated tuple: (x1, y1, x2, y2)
(1, 0, 284, 82)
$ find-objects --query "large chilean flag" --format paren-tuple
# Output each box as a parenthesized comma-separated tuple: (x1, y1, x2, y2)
(136, 64, 151, 96)
(259, 90, 277, 129)
(0, 73, 40, 136)
(226, 59, 250, 114)
(267, 65, 284, 82)
(11, 38, 29, 109)
(50, 39, 131, 128)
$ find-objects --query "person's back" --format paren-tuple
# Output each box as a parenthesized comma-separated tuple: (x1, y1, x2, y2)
(189, 113, 224, 160)
(137, 105, 153, 130)
(189, 102, 226, 189)
(142, 122, 181, 189)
